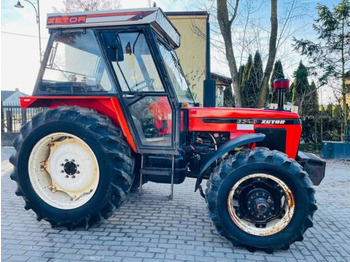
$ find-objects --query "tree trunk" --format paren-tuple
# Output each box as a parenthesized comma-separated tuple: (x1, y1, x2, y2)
(258, 0, 278, 107)
(341, 16, 347, 141)
(217, 0, 242, 107)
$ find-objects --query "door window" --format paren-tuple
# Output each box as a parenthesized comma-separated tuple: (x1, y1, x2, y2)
(102, 32, 164, 93)
(129, 96, 172, 147)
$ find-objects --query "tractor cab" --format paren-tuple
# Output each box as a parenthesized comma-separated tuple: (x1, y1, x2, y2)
(34, 8, 193, 155)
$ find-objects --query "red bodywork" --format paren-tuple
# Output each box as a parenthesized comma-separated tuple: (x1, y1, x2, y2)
(189, 107, 301, 158)
(20, 96, 137, 152)
(21, 97, 302, 158)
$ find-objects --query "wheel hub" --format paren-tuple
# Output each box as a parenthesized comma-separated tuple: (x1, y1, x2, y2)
(246, 189, 275, 222)
(63, 160, 78, 176)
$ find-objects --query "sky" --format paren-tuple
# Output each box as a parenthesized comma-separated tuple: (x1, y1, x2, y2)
(0, 0, 342, 104)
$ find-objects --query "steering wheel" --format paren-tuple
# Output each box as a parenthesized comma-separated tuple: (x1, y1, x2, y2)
(130, 78, 155, 92)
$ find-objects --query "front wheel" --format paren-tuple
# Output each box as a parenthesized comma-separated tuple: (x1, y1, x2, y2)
(205, 147, 316, 252)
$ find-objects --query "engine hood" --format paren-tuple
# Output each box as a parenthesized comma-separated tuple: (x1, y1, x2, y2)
(189, 107, 300, 120)
(188, 107, 302, 159)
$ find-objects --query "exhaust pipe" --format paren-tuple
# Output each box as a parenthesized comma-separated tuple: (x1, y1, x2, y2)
(274, 78, 290, 110)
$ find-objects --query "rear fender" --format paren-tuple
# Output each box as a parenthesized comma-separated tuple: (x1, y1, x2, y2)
(20, 96, 137, 152)
(194, 133, 265, 191)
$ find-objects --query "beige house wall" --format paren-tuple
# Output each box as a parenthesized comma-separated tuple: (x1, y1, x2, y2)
(167, 15, 207, 105)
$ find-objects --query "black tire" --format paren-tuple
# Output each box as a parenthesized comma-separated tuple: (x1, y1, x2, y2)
(129, 154, 148, 193)
(10, 106, 134, 229)
(205, 147, 316, 252)
(129, 173, 149, 193)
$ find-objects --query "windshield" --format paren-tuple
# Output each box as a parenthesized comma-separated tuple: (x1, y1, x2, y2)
(158, 42, 194, 103)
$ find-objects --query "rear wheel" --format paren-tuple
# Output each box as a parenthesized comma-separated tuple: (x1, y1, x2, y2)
(10, 107, 134, 229)
(206, 147, 316, 252)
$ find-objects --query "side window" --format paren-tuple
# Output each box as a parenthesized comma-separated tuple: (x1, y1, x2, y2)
(129, 96, 172, 147)
(39, 30, 115, 94)
(102, 32, 164, 93)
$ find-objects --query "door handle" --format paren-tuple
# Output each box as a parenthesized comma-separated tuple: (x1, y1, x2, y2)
(122, 94, 135, 98)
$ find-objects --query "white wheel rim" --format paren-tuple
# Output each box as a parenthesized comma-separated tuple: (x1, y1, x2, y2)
(227, 173, 295, 236)
(28, 132, 100, 210)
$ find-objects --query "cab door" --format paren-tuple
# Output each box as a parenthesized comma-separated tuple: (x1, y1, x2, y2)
(101, 30, 177, 153)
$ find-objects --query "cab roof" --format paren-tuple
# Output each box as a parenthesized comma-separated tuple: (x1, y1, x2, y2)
(46, 7, 180, 48)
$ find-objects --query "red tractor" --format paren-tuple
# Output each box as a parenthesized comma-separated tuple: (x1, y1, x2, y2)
(10, 8, 325, 252)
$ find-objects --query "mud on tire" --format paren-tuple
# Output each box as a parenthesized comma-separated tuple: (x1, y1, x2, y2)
(205, 147, 317, 252)
(10, 106, 134, 229)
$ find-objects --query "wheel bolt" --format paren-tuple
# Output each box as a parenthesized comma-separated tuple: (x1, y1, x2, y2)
(76, 171, 80, 174)
(61, 163, 64, 166)
(72, 175, 75, 179)
(61, 170, 64, 173)
(65, 159, 68, 162)
(65, 175, 69, 178)
(72, 159, 75, 162)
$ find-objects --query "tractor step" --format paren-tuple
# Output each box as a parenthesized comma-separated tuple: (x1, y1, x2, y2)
(139, 155, 175, 200)
(140, 167, 171, 176)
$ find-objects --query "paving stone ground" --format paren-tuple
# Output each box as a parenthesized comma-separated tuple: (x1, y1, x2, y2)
(2, 146, 350, 261)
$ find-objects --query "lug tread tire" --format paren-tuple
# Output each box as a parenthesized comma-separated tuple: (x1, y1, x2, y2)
(205, 147, 316, 252)
(10, 106, 134, 229)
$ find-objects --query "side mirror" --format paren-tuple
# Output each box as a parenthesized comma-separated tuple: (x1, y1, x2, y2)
(102, 32, 124, 62)
(115, 34, 124, 62)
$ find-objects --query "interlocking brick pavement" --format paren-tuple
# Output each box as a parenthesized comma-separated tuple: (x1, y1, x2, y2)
(1, 147, 14, 176)
(2, 146, 350, 261)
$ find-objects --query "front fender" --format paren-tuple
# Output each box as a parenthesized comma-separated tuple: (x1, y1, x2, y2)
(194, 133, 265, 191)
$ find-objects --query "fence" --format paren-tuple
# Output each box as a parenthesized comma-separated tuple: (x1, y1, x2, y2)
(345, 125, 350, 143)
(1, 103, 47, 146)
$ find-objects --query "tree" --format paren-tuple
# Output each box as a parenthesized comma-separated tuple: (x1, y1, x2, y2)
(319, 104, 343, 141)
(249, 51, 264, 107)
(58, 0, 120, 12)
(292, 61, 310, 116)
(217, 0, 242, 106)
(270, 60, 285, 103)
(291, 62, 319, 142)
(240, 54, 252, 107)
(294, 0, 350, 140)
(224, 86, 235, 107)
(241, 51, 263, 107)
(308, 81, 319, 116)
(257, 0, 278, 108)
(217, 0, 278, 107)
(238, 65, 245, 88)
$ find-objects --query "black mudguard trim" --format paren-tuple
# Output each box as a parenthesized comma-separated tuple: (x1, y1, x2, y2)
(297, 151, 326, 186)
(194, 133, 265, 191)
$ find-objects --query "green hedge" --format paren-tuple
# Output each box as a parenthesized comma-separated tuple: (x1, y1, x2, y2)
(299, 143, 322, 154)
